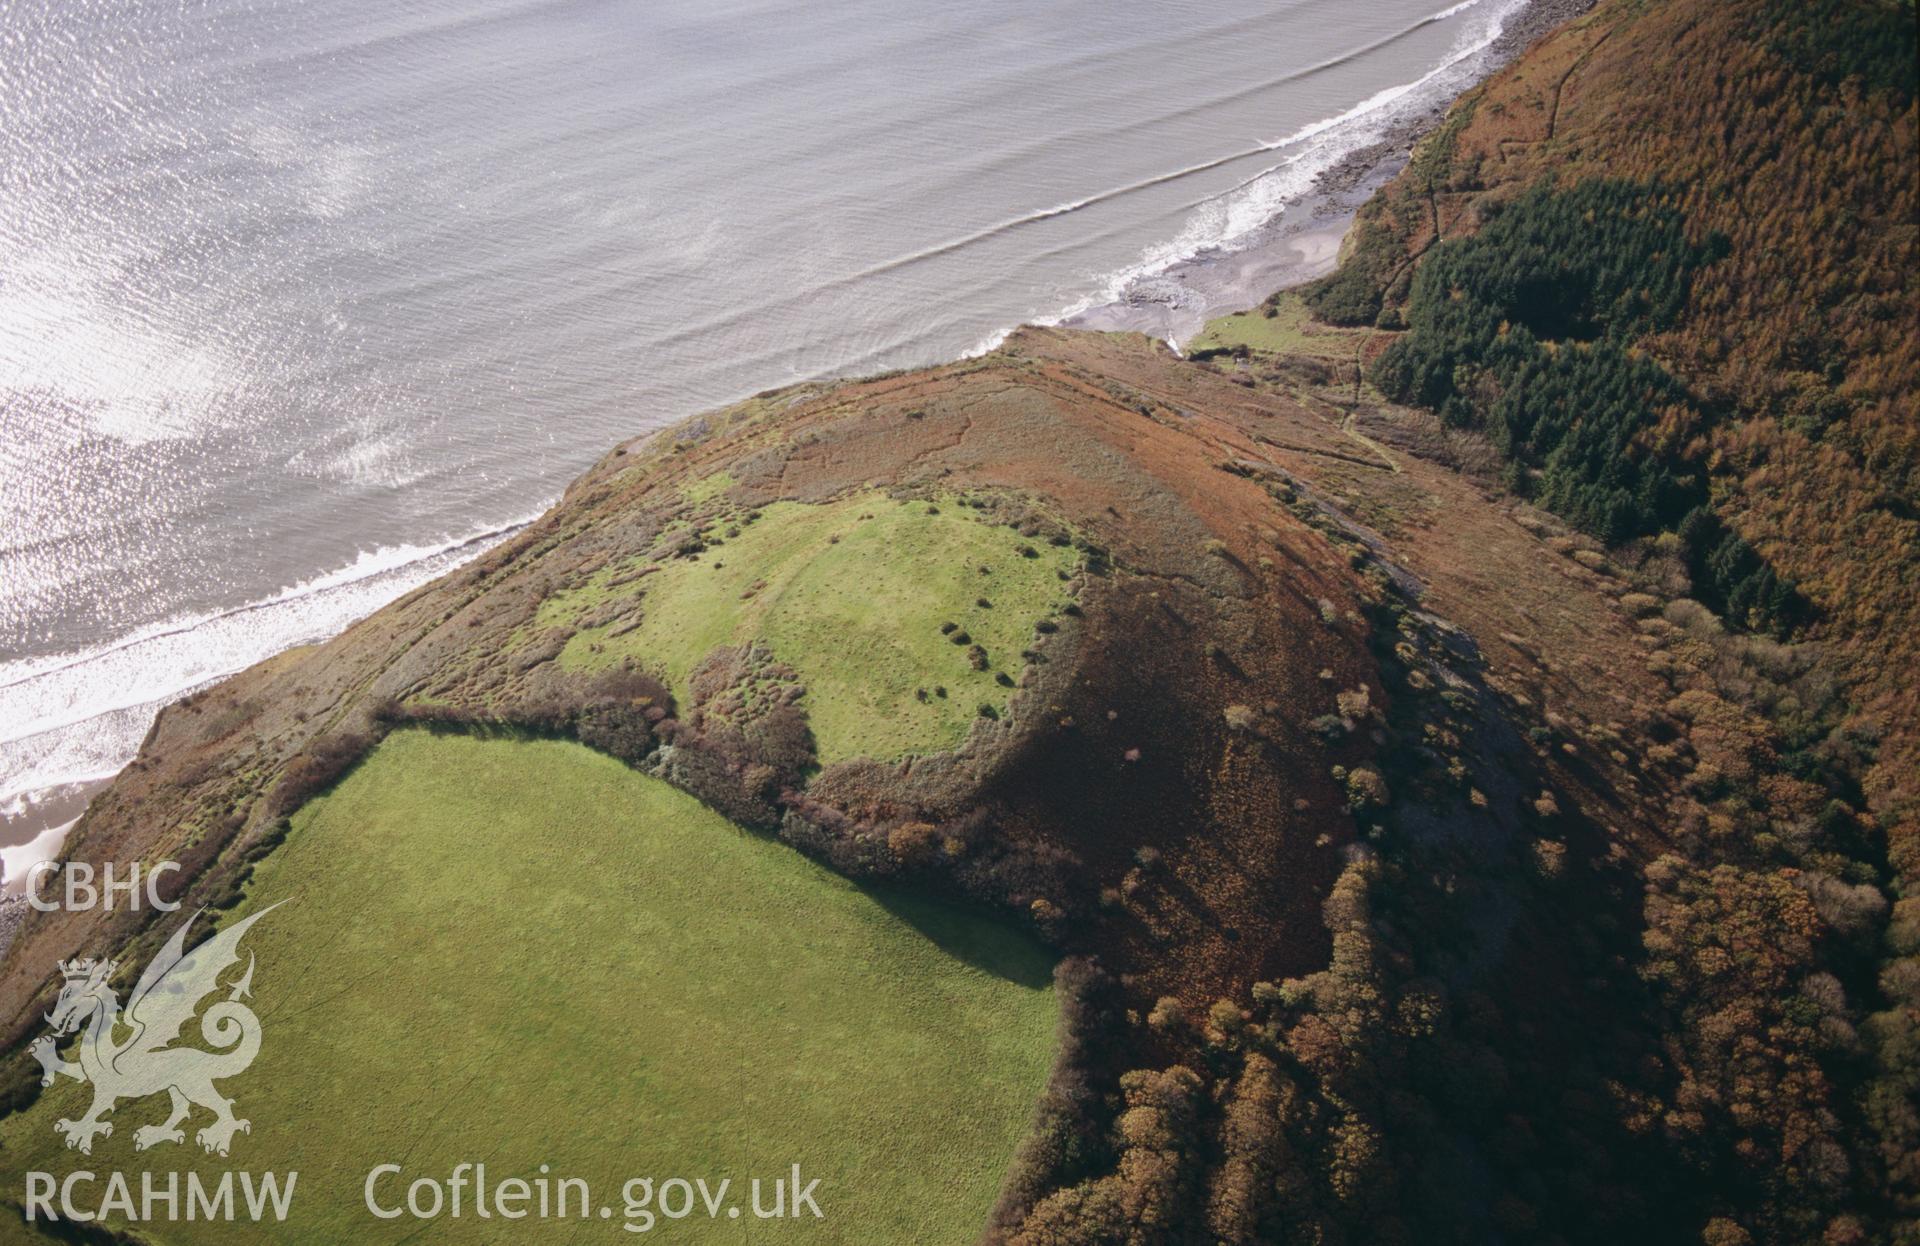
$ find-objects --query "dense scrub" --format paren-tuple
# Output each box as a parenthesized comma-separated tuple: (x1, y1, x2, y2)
(1000, 1, 1917, 1242)
(1334, 0, 1916, 1237)
(1000, 468, 1908, 1246)
(1328, 0, 1917, 798)
(1367, 179, 1800, 629)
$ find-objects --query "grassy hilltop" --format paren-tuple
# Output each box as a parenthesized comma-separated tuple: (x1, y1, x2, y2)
(542, 491, 1081, 762)
(0, 1, 1913, 1244)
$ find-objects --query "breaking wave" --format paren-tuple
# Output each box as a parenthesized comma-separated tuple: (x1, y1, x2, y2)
(0, 514, 536, 822)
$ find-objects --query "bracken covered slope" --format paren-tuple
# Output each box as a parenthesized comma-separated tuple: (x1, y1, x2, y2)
(0, 331, 1395, 1056)
(2, 1, 1913, 1243)
(1318, 0, 1918, 824)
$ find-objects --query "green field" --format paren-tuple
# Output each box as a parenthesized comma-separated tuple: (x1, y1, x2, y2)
(558, 493, 1080, 762)
(0, 731, 1057, 1243)
(1188, 290, 1367, 359)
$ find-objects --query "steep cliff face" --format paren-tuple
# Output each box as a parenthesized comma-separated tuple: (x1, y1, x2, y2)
(2, 1, 1911, 1243)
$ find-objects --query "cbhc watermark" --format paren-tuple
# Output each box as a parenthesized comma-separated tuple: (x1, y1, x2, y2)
(27, 861, 181, 912)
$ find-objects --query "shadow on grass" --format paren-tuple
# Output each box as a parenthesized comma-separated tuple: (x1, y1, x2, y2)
(350, 722, 1057, 991)
(862, 884, 1056, 991)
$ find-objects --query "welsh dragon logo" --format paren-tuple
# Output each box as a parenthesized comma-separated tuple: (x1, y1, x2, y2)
(30, 903, 282, 1157)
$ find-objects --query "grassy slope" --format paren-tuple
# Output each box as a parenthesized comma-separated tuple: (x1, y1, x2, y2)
(1187, 291, 1369, 360)
(558, 493, 1079, 762)
(0, 731, 1057, 1244)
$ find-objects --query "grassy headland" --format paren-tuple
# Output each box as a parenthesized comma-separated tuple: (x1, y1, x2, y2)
(549, 492, 1080, 762)
(4, 4, 1909, 1242)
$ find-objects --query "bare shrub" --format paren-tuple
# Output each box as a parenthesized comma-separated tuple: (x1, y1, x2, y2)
(268, 731, 376, 816)
(742, 702, 816, 777)
(1663, 598, 1721, 633)
(1147, 996, 1186, 1032)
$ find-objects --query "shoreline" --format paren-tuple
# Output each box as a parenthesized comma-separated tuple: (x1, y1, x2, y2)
(0, 781, 94, 894)
(0, 0, 1597, 862)
(0, 517, 535, 861)
(1062, 0, 1596, 345)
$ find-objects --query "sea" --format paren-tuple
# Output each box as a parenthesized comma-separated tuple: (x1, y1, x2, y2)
(0, 0, 1533, 876)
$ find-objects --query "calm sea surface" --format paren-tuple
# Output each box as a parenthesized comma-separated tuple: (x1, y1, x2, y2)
(0, 0, 1526, 851)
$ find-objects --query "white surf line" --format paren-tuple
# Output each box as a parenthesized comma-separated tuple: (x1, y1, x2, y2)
(1015, 0, 1528, 338)
(1091, 0, 1499, 143)
(0, 518, 531, 696)
(0, 512, 540, 815)
(634, 0, 1512, 363)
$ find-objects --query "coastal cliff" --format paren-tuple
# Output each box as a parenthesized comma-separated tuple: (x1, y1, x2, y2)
(2, 1, 1912, 1242)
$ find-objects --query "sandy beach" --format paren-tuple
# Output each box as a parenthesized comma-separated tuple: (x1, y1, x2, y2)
(0, 780, 96, 894)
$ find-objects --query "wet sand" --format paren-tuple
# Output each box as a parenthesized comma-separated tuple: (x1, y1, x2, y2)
(1062, 164, 1394, 345)
(0, 780, 101, 892)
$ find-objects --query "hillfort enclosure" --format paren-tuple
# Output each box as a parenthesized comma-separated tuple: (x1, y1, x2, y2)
(0, 1, 1912, 1243)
